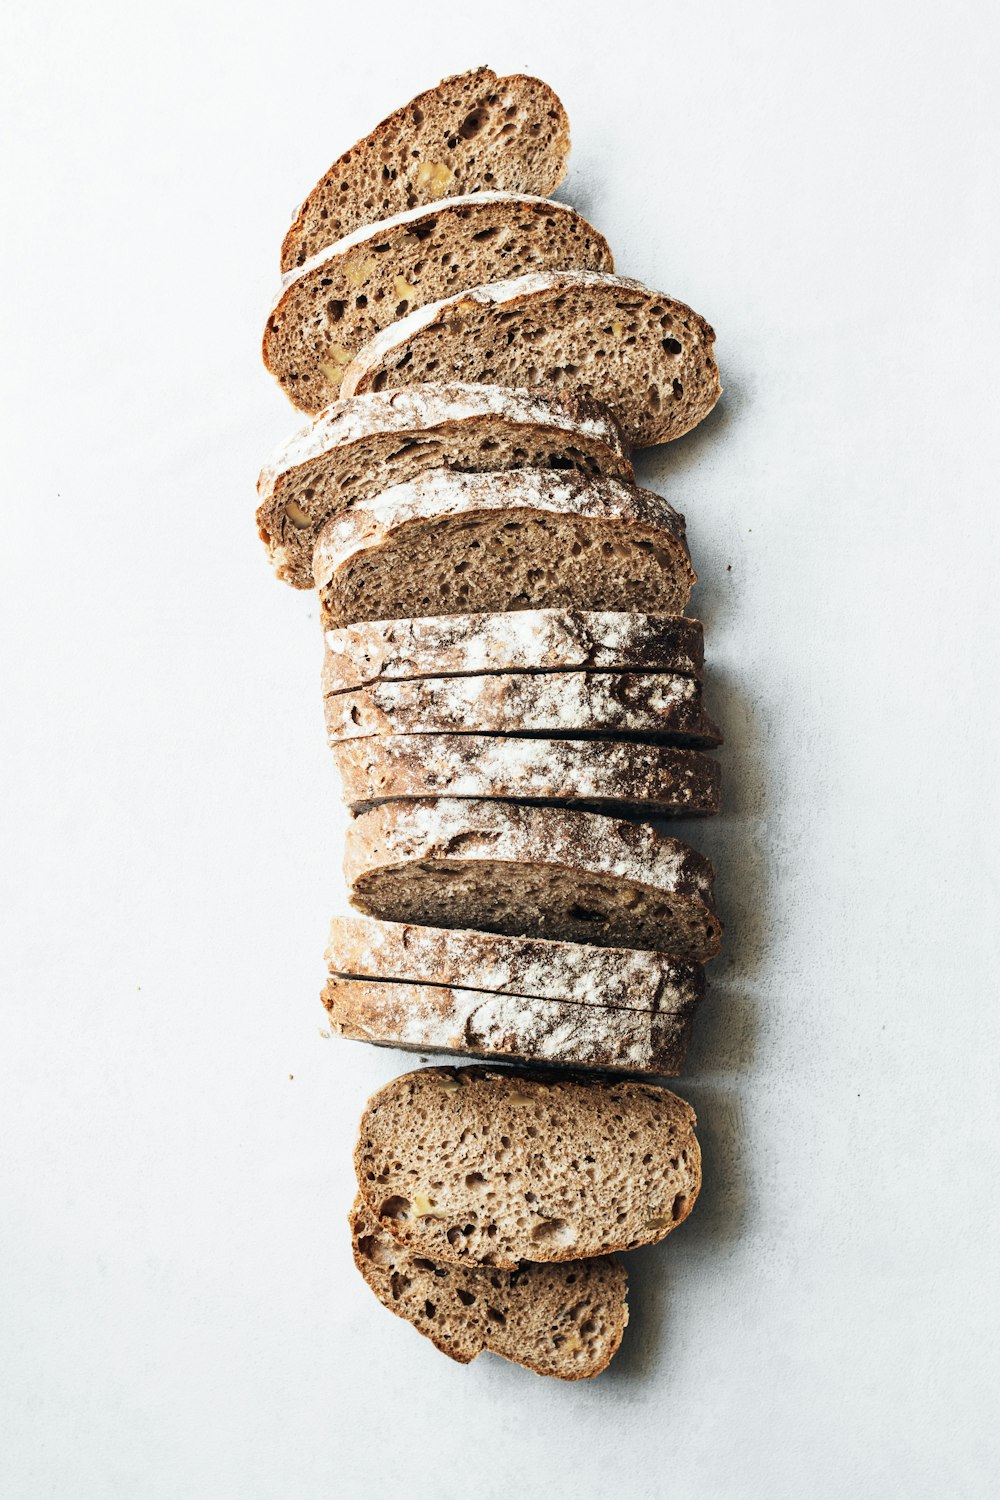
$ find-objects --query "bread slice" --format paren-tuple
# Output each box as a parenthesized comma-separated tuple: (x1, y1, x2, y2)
(349, 1196, 628, 1378)
(326, 914, 704, 1012)
(267, 194, 613, 413)
(354, 1065, 701, 1267)
(280, 68, 571, 271)
(313, 468, 694, 627)
(341, 270, 721, 448)
(324, 977, 695, 1075)
(257, 383, 632, 589)
(345, 798, 721, 960)
(322, 611, 705, 694)
(324, 670, 721, 748)
(331, 734, 721, 817)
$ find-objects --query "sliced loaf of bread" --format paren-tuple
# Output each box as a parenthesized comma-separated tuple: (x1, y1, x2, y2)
(324, 977, 695, 1075)
(326, 914, 704, 1012)
(268, 194, 613, 413)
(322, 611, 705, 694)
(324, 670, 721, 748)
(257, 383, 631, 588)
(331, 733, 721, 817)
(350, 1196, 628, 1378)
(341, 270, 721, 447)
(345, 798, 721, 960)
(313, 468, 694, 627)
(354, 1065, 701, 1267)
(281, 69, 571, 271)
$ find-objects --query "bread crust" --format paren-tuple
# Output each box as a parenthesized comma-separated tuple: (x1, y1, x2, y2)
(332, 733, 722, 816)
(321, 611, 705, 693)
(280, 69, 571, 271)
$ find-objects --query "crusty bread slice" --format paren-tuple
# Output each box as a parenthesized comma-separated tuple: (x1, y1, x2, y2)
(349, 1196, 628, 1378)
(354, 1065, 701, 1267)
(332, 733, 721, 817)
(345, 798, 721, 960)
(257, 383, 632, 589)
(313, 468, 694, 627)
(324, 977, 695, 1075)
(281, 69, 571, 271)
(324, 670, 721, 748)
(341, 270, 721, 448)
(322, 611, 705, 694)
(268, 194, 613, 413)
(326, 914, 704, 1012)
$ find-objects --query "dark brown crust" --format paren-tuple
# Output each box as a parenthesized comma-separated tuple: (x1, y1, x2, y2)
(280, 69, 571, 271)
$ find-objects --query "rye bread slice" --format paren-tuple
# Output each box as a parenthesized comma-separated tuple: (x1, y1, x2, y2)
(256, 383, 632, 589)
(324, 977, 695, 1076)
(281, 69, 571, 271)
(345, 798, 721, 960)
(324, 670, 721, 748)
(354, 1065, 701, 1267)
(313, 468, 694, 628)
(268, 194, 613, 413)
(349, 1195, 628, 1378)
(326, 914, 704, 1013)
(322, 611, 705, 694)
(331, 734, 721, 817)
(341, 270, 721, 448)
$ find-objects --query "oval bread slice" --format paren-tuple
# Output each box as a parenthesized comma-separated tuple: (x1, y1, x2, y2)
(257, 383, 632, 589)
(281, 68, 571, 271)
(354, 1065, 701, 1268)
(324, 977, 695, 1075)
(350, 1196, 628, 1378)
(331, 733, 721, 817)
(268, 193, 613, 413)
(345, 798, 721, 960)
(341, 270, 721, 448)
(322, 611, 705, 694)
(324, 670, 721, 748)
(313, 468, 694, 628)
(326, 914, 704, 1012)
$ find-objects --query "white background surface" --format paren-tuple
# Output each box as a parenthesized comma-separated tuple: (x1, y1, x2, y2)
(3, 1, 999, 1494)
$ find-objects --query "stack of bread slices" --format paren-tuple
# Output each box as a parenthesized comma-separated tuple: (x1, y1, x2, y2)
(257, 68, 724, 1379)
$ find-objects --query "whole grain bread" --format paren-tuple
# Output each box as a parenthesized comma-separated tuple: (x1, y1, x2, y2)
(257, 383, 631, 588)
(326, 914, 704, 1012)
(313, 468, 694, 627)
(321, 610, 705, 694)
(324, 669, 721, 748)
(345, 798, 721, 960)
(331, 733, 722, 817)
(354, 1065, 701, 1267)
(341, 270, 721, 448)
(349, 1196, 628, 1378)
(324, 977, 695, 1075)
(281, 69, 571, 272)
(268, 194, 613, 413)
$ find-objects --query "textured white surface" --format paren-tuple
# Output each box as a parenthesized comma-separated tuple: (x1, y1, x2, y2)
(2, 2, 998, 1497)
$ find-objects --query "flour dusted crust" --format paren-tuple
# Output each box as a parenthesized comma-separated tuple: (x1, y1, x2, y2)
(256, 383, 632, 588)
(267, 194, 613, 414)
(341, 269, 721, 448)
(350, 1197, 628, 1378)
(332, 733, 722, 816)
(345, 796, 722, 960)
(312, 467, 694, 626)
(322, 611, 705, 693)
(354, 1065, 701, 1268)
(326, 914, 704, 1013)
(324, 977, 694, 1075)
(324, 670, 721, 748)
(280, 68, 571, 271)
